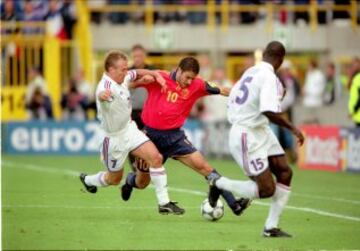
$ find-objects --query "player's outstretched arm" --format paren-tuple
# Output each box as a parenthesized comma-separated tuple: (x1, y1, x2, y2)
(219, 86, 231, 96)
(263, 111, 305, 146)
(132, 69, 167, 92)
(130, 75, 155, 89)
(205, 82, 231, 96)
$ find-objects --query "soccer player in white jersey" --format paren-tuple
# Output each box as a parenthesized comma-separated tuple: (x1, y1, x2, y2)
(208, 41, 305, 237)
(79, 50, 185, 215)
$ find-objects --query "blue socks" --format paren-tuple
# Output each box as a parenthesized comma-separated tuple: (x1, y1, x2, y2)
(126, 172, 138, 188)
(206, 169, 238, 209)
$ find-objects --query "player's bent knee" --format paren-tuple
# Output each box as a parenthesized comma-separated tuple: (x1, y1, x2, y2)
(149, 153, 163, 167)
(258, 182, 276, 198)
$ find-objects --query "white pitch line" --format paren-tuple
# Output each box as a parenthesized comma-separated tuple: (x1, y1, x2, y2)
(292, 192, 360, 205)
(2, 161, 360, 223)
(2, 204, 199, 210)
(3, 161, 79, 177)
(169, 187, 360, 222)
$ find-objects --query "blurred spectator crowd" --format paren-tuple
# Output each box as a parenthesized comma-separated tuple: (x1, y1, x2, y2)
(25, 66, 94, 121)
(88, 0, 360, 26)
(1, 0, 77, 39)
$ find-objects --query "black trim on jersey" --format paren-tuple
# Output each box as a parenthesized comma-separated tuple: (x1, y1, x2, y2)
(205, 81, 221, 95)
(170, 70, 177, 81)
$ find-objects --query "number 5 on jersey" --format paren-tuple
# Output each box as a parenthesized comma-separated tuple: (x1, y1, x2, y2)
(236, 76, 253, 105)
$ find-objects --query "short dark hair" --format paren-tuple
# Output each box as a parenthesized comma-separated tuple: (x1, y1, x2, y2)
(178, 56, 200, 74)
(310, 59, 318, 68)
(104, 50, 128, 71)
(263, 41, 286, 61)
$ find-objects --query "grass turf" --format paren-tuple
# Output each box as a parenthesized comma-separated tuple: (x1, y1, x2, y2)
(2, 155, 360, 250)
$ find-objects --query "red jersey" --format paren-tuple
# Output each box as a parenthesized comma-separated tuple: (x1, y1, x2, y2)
(141, 71, 213, 130)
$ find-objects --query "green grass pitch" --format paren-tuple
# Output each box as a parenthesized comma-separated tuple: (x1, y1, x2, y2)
(2, 155, 360, 250)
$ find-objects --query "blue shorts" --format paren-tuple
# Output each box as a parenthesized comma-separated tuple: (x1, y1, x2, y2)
(143, 126, 197, 163)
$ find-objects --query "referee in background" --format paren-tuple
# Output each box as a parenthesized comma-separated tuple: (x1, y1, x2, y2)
(128, 44, 156, 170)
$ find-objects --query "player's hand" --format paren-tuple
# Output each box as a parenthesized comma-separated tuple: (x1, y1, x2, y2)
(99, 89, 113, 102)
(141, 75, 155, 84)
(293, 128, 305, 146)
(154, 73, 167, 93)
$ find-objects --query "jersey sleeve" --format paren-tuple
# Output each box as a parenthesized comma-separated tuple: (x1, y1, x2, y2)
(123, 70, 138, 88)
(96, 81, 113, 110)
(204, 81, 221, 95)
(191, 78, 212, 98)
(259, 74, 283, 113)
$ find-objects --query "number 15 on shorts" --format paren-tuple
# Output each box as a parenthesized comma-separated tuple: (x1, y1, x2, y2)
(250, 158, 264, 171)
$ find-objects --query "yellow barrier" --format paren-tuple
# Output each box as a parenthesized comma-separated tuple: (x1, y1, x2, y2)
(1, 37, 46, 121)
(43, 37, 61, 120)
(1, 86, 27, 121)
(75, 0, 94, 84)
(1, 31, 80, 121)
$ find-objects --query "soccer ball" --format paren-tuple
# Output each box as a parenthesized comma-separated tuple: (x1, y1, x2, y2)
(201, 198, 224, 221)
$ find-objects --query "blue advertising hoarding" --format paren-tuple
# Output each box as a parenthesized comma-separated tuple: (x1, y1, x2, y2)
(2, 120, 204, 155)
(2, 121, 105, 155)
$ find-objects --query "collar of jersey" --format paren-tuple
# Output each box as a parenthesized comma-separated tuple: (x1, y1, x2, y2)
(258, 61, 274, 72)
(103, 73, 118, 85)
(170, 70, 177, 81)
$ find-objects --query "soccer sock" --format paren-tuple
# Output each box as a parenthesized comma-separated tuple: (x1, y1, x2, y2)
(220, 190, 237, 208)
(149, 166, 170, 206)
(205, 170, 221, 181)
(206, 169, 239, 208)
(265, 183, 291, 230)
(216, 177, 259, 199)
(84, 171, 108, 187)
(125, 172, 138, 188)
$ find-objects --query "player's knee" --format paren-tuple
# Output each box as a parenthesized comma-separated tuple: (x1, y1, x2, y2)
(258, 182, 276, 198)
(149, 153, 163, 167)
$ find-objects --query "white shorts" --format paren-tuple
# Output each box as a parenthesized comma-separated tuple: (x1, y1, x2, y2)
(229, 124, 284, 177)
(100, 121, 149, 172)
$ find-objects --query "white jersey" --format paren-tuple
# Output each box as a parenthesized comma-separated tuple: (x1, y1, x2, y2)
(96, 71, 137, 134)
(227, 61, 284, 128)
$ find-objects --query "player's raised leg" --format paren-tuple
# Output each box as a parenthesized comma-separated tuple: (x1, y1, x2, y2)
(131, 141, 185, 215)
(176, 151, 251, 216)
(80, 136, 126, 193)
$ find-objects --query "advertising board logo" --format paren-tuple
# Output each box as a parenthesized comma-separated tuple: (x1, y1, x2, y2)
(7, 122, 104, 154)
(306, 136, 339, 166)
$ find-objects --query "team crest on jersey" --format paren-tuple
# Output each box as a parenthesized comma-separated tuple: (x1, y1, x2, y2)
(181, 88, 189, 98)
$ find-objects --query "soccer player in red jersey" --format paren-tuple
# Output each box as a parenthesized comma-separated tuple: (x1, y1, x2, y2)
(123, 56, 250, 215)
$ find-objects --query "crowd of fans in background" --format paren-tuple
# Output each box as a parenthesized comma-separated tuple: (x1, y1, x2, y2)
(88, 0, 360, 26)
(1, 0, 77, 39)
(2, 0, 359, 35)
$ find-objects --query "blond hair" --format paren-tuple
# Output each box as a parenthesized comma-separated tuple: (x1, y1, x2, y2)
(104, 50, 128, 71)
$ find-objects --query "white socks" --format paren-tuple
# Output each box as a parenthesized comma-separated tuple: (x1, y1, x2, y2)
(84, 171, 108, 187)
(216, 177, 259, 199)
(265, 183, 291, 230)
(150, 166, 170, 206)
